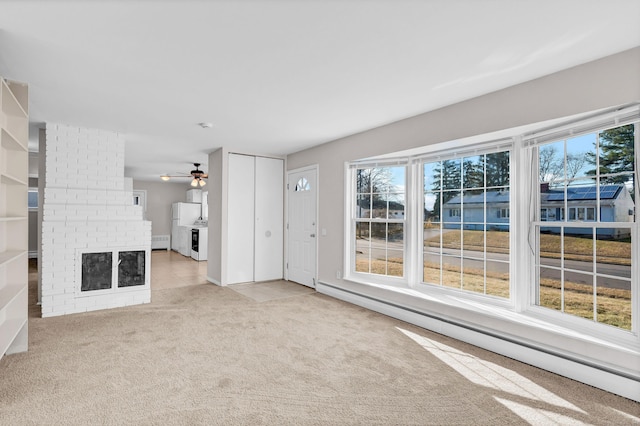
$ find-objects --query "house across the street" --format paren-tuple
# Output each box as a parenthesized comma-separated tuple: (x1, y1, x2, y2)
(441, 184, 634, 238)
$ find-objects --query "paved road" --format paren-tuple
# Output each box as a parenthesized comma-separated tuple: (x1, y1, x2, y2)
(538, 258, 630, 290)
(358, 230, 631, 290)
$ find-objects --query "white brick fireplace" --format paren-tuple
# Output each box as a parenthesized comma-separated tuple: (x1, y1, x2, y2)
(40, 124, 151, 317)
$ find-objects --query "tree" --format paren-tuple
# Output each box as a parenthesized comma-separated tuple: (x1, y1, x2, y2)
(585, 124, 636, 201)
(586, 124, 635, 181)
(539, 145, 562, 182)
(485, 151, 510, 187)
(428, 159, 461, 221)
(565, 153, 587, 180)
(440, 159, 461, 192)
(357, 167, 403, 237)
(357, 167, 394, 195)
(463, 157, 484, 189)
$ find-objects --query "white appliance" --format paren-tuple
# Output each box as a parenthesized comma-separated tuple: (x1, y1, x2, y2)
(186, 189, 202, 203)
(191, 219, 209, 261)
(171, 202, 201, 256)
(191, 220, 208, 261)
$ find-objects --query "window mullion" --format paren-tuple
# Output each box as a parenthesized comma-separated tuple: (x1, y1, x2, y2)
(484, 158, 488, 295)
(459, 172, 463, 291)
(560, 226, 565, 313)
(512, 138, 530, 312)
(592, 227, 598, 324)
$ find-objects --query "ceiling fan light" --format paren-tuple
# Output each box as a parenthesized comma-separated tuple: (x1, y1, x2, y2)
(199, 179, 206, 187)
(191, 178, 199, 187)
(161, 175, 171, 181)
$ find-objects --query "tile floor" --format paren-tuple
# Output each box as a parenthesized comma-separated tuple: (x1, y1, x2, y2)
(150, 249, 210, 290)
(150, 250, 314, 301)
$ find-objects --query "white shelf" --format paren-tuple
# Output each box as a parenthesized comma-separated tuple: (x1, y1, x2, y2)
(1, 128, 27, 152)
(0, 317, 27, 356)
(0, 283, 25, 311)
(0, 216, 26, 222)
(5, 80, 28, 116)
(0, 172, 27, 186)
(0, 75, 28, 359)
(1, 79, 28, 118)
(0, 250, 25, 266)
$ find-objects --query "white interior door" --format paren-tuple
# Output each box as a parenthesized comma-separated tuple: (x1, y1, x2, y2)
(287, 167, 317, 288)
(227, 154, 255, 284)
(254, 157, 284, 281)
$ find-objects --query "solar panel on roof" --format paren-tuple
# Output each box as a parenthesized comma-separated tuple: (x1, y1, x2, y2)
(544, 185, 622, 201)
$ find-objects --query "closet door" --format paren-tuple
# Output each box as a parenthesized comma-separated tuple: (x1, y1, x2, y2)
(227, 154, 255, 284)
(254, 157, 284, 281)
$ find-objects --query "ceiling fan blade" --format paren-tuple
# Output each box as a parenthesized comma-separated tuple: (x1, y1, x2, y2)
(162, 163, 207, 180)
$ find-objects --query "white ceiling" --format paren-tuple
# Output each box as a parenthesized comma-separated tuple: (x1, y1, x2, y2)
(1, 1, 639, 181)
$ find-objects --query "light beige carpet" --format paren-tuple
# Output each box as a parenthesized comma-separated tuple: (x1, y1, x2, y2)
(228, 280, 315, 303)
(1, 274, 639, 424)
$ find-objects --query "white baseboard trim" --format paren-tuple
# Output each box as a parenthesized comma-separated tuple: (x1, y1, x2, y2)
(317, 281, 640, 403)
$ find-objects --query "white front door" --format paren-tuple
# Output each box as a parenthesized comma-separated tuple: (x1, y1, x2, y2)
(287, 167, 317, 288)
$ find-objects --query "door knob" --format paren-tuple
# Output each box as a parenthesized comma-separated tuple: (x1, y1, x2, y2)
(310, 233, 316, 238)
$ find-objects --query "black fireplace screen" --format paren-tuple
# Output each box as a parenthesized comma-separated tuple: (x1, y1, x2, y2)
(118, 250, 146, 287)
(81, 250, 146, 292)
(81, 252, 113, 291)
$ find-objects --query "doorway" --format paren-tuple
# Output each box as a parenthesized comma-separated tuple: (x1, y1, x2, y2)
(286, 166, 318, 288)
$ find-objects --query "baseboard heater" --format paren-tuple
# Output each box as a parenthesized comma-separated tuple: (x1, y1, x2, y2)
(151, 234, 170, 250)
(316, 280, 639, 403)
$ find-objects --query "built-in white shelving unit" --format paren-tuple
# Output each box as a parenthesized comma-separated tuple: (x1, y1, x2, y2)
(0, 77, 28, 359)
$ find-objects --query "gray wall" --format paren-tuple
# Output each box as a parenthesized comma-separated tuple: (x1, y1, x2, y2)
(132, 180, 193, 236)
(206, 148, 226, 284)
(28, 153, 39, 257)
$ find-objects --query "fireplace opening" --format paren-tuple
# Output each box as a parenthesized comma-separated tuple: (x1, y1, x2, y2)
(118, 250, 145, 287)
(81, 252, 113, 291)
(78, 248, 149, 294)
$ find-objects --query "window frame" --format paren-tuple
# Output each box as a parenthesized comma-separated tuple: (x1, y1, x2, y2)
(347, 160, 410, 285)
(525, 119, 639, 343)
(419, 146, 513, 301)
(344, 105, 640, 349)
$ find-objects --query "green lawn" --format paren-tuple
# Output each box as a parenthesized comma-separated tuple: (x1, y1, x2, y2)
(357, 256, 630, 331)
(424, 229, 631, 265)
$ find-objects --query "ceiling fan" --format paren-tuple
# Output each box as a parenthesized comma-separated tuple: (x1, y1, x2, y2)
(161, 163, 208, 187)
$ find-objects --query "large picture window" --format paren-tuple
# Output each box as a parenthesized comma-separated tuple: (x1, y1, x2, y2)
(423, 151, 510, 298)
(535, 123, 636, 330)
(354, 166, 406, 277)
(346, 106, 638, 342)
